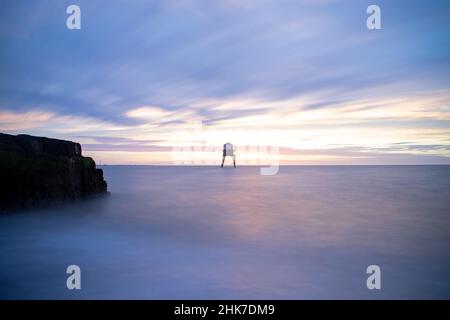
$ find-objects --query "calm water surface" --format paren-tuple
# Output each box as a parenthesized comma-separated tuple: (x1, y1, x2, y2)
(1, 166, 449, 299)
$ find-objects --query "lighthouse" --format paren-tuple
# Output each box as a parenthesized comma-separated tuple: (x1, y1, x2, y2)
(221, 143, 236, 168)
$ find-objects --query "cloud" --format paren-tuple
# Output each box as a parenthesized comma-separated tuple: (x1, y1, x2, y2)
(2, 84, 450, 164)
(0, 109, 126, 135)
(126, 106, 172, 122)
(0, 110, 53, 130)
(1, 0, 450, 164)
(125, 106, 201, 125)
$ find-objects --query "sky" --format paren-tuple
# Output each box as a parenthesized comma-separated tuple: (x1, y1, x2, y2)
(0, 0, 449, 165)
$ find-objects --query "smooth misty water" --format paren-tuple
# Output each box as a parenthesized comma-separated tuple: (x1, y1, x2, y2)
(1, 166, 450, 299)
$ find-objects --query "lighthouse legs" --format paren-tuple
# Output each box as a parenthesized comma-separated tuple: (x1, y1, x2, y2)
(220, 155, 236, 168)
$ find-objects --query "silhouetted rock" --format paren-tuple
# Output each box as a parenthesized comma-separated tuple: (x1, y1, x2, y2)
(0, 133, 108, 212)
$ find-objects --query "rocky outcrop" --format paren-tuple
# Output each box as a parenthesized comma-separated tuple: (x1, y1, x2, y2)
(0, 133, 108, 211)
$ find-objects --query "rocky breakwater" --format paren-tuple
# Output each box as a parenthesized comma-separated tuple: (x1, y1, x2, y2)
(0, 133, 108, 211)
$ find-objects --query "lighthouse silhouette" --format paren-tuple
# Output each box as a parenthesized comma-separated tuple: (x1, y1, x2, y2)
(221, 143, 236, 168)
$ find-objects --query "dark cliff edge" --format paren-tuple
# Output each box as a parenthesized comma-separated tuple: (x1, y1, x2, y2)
(0, 133, 108, 212)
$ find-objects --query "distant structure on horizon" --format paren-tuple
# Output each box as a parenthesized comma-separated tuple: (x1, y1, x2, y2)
(221, 142, 236, 168)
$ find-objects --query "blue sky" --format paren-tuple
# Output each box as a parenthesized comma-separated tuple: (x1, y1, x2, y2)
(0, 0, 449, 164)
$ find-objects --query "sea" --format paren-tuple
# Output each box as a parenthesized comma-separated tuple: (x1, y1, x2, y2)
(1, 165, 449, 299)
